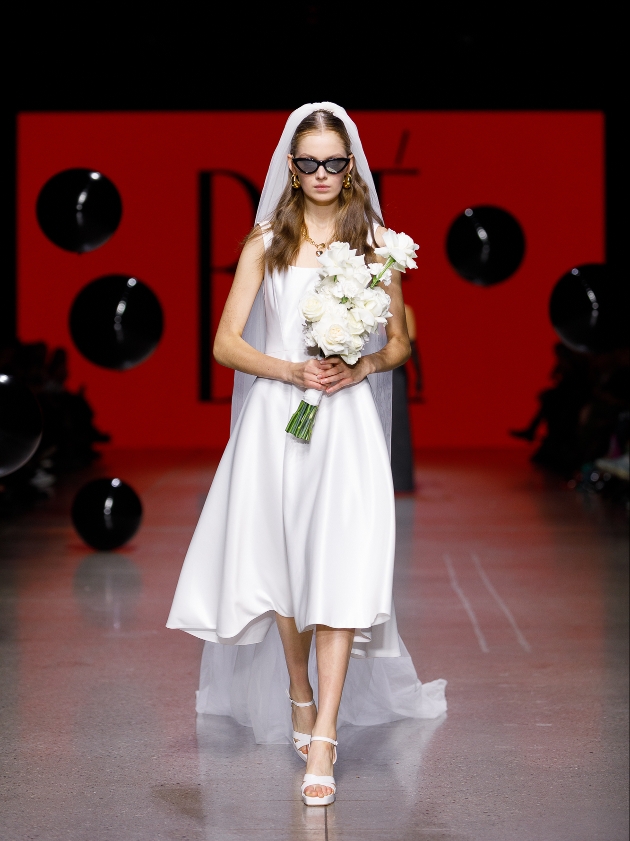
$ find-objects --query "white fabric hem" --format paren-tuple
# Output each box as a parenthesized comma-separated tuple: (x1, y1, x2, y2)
(194, 619, 446, 745)
(168, 607, 401, 658)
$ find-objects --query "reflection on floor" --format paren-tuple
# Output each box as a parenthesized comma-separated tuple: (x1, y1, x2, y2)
(0, 449, 627, 841)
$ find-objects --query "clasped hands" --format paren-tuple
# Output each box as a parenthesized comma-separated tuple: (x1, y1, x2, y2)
(291, 356, 371, 395)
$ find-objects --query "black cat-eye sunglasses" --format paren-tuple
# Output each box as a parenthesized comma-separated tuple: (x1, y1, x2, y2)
(291, 156, 352, 175)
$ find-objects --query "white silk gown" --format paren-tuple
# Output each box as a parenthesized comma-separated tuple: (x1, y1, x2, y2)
(167, 251, 447, 743)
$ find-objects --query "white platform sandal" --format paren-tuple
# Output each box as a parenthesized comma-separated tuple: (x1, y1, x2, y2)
(286, 689, 315, 762)
(301, 735, 338, 806)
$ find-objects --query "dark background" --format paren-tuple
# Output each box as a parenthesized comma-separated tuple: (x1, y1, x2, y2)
(2, 2, 624, 345)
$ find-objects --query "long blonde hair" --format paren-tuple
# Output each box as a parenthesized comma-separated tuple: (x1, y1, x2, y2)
(249, 109, 383, 272)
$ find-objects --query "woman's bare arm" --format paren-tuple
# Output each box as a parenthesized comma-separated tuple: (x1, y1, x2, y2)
(213, 229, 325, 391)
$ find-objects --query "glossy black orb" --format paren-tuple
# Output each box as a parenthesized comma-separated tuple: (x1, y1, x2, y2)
(0, 375, 43, 478)
(36, 168, 122, 253)
(71, 478, 143, 551)
(446, 206, 525, 286)
(549, 264, 627, 354)
(73, 554, 142, 628)
(69, 275, 163, 370)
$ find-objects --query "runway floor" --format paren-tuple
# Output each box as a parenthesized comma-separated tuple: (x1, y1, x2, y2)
(0, 448, 628, 841)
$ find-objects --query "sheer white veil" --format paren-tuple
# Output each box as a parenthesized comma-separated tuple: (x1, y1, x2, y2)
(230, 102, 393, 454)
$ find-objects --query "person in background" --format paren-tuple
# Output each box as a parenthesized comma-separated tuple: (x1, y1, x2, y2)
(510, 343, 629, 480)
(391, 301, 424, 492)
(0, 341, 109, 515)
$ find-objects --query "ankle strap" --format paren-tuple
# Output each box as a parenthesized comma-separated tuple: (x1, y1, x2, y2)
(286, 688, 314, 708)
(310, 735, 338, 746)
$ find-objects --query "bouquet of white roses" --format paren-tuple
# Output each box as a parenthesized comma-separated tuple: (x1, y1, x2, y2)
(286, 229, 419, 441)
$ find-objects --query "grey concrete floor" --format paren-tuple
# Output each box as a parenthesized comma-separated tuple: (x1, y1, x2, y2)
(0, 449, 628, 841)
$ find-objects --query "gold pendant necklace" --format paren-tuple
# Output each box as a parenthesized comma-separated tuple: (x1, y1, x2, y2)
(302, 225, 329, 257)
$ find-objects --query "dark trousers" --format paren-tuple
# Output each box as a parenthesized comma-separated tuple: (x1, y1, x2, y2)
(391, 365, 414, 492)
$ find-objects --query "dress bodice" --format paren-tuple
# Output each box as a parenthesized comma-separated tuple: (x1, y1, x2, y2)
(263, 265, 318, 363)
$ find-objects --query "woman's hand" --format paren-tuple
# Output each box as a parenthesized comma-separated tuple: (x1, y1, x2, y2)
(289, 358, 326, 391)
(318, 356, 373, 395)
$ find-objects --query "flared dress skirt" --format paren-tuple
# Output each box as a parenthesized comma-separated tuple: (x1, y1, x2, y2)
(167, 369, 398, 652)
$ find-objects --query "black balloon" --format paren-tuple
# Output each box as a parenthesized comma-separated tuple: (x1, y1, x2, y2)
(71, 478, 143, 551)
(36, 168, 122, 253)
(446, 205, 525, 286)
(0, 374, 43, 478)
(69, 275, 163, 369)
(549, 264, 627, 354)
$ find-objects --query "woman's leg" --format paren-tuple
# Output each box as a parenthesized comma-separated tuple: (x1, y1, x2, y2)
(305, 625, 354, 798)
(276, 614, 316, 755)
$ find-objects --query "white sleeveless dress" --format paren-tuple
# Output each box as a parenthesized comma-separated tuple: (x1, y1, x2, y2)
(166, 242, 446, 743)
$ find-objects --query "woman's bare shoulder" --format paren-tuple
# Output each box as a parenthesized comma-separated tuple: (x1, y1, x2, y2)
(374, 225, 387, 247)
(241, 224, 266, 262)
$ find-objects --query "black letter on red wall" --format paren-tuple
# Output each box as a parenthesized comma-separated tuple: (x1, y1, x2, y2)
(198, 171, 260, 402)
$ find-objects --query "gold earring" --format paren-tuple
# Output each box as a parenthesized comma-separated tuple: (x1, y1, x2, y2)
(342, 173, 353, 189)
(291, 173, 301, 189)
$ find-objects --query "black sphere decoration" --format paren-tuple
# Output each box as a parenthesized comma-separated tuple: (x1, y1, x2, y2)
(69, 275, 164, 370)
(549, 264, 628, 354)
(71, 478, 143, 551)
(36, 168, 122, 254)
(446, 205, 525, 286)
(0, 374, 43, 478)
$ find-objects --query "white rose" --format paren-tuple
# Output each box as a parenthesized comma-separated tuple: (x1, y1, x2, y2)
(312, 307, 352, 352)
(327, 241, 354, 262)
(313, 320, 352, 356)
(353, 263, 373, 288)
(351, 305, 377, 333)
(359, 286, 391, 320)
(346, 308, 366, 335)
(346, 252, 371, 274)
(374, 229, 419, 272)
(317, 241, 356, 277)
(300, 294, 325, 322)
(325, 323, 348, 345)
(341, 350, 361, 365)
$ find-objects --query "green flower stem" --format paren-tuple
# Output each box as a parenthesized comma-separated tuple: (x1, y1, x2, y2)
(286, 400, 319, 442)
(369, 256, 395, 288)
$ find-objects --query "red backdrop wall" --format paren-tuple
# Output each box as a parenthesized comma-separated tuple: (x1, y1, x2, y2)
(17, 111, 604, 448)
